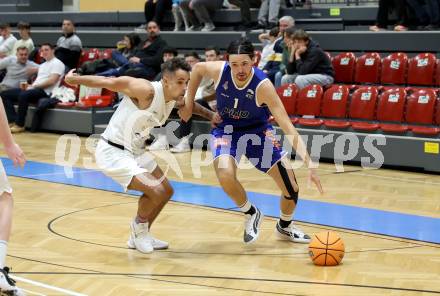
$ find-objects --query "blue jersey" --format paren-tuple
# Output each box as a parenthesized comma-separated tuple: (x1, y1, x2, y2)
(215, 62, 271, 133)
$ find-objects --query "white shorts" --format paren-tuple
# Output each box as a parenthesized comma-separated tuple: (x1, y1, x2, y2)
(95, 140, 158, 191)
(0, 160, 12, 194)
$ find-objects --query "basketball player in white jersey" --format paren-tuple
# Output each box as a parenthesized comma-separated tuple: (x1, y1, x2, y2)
(0, 98, 26, 295)
(65, 58, 217, 254)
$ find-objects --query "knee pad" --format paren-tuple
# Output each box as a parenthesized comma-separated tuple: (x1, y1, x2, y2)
(277, 162, 299, 204)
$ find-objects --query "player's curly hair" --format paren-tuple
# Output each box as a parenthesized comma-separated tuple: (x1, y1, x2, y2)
(161, 57, 191, 74)
(226, 38, 255, 60)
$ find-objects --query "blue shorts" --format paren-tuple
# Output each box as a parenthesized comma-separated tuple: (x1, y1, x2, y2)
(210, 126, 287, 173)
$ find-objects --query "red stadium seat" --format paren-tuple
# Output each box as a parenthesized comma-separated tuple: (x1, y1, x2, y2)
(435, 99, 440, 125)
(296, 84, 324, 126)
(276, 84, 298, 123)
(354, 52, 381, 84)
(33, 48, 44, 64)
(435, 59, 440, 86)
(78, 48, 101, 66)
(321, 85, 350, 129)
(381, 52, 408, 85)
(377, 88, 408, 133)
(407, 53, 436, 86)
(101, 48, 113, 60)
(406, 89, 440, 136)
(349, 86, 379, 131)
(332, 52, 356, 83)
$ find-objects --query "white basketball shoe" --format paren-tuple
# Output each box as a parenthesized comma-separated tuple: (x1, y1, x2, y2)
(0, 267, 25, 296)
(276, 221, 311, 243)
(127, 220, 169, 251)
(243, 207, 264, 244)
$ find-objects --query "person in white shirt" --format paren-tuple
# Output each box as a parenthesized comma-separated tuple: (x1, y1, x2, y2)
(0, 24, 17, 59)
(0, 43, 64, 133)
(12, 22, 34, 54)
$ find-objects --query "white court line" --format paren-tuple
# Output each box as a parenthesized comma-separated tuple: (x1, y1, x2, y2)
(11, 275, 87, 296)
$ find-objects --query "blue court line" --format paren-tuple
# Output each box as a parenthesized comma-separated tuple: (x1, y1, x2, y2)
(3, 158, 440, 244)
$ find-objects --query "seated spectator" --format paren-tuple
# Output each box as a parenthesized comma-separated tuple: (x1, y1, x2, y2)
(266, 16, 295, 86)
(281, 29, 334, 89)
(179, 0, 223, 31)
(228, 0, 262, 30)
(153, 47, 179, 81)
(0, 46, 39, 92)
(369, 0, 408, 31)
(97, 21, 167, 80)
(55, 19, 82, 70)
(112, 33, 142, 67)
(0, 23, 17, 59)
(258, 26, 280, 70)
(12, 22, 34, 54)
(0, 43, 64, 133)
(255, 0, 281, 29)
(139, 0, 172, 30)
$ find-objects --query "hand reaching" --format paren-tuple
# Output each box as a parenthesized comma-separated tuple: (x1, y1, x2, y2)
(5, 143, 26, 168)
(308, 168, 323, 194)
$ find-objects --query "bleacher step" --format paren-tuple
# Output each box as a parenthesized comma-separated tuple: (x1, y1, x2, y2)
(94, 124, 107, 134)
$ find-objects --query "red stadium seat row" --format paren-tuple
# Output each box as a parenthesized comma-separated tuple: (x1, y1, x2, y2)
(331, 52, 440, 86)
(277, 83, 440, 136)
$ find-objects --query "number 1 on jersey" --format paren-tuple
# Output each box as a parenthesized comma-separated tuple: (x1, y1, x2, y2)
(233, 98, 239, 109)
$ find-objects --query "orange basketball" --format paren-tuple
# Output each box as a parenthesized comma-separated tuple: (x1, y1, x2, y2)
(308, 231, 345, 266)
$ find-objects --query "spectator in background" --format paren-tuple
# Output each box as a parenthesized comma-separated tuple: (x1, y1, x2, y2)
(369, 0, 408, 31)
(0, 23, 17, 59)
(255, 0, 281, 30)
(281, 29, 334, 89)
(12, 22, 34, 54)
(0, 47, 38, 92)
(139, 0, 172, 30)
(1, 43, 64, 133)
(258, 26, 280, 71)
(228, 0, 262, 30)
(264, 15, 294, 86)
(172, 0, 191, 31)
(406, 0, 439, 30)
(98, 21, 167, 80)
(111, 33, 142, 67)
(179, 0, 201, 31)
(153, 46, 179, 81)
(55, 19, 82, 70)
(180, 0, 223, 31)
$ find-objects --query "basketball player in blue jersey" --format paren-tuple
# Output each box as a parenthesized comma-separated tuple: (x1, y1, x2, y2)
(180, 39, 323, 244)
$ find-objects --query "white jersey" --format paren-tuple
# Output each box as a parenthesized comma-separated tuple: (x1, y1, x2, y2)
(102, 81, 175, 154)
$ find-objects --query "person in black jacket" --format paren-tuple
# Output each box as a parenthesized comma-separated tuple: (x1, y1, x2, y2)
(281, 29, 334, 89)
(97, 21, 167, 80)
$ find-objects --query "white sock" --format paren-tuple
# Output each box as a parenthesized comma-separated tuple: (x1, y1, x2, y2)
(238, 200, 252, 213)
(0, 240, 7, 269)
(280, 211, 293, 222)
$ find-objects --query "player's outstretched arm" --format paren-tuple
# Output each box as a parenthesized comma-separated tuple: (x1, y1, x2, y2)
(0, 98, 25, 168)
(65, 69, 136, 96)
(257, 81, 323, 194)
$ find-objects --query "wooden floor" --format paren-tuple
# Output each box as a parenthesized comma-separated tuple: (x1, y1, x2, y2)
(2, 133, 440, 296)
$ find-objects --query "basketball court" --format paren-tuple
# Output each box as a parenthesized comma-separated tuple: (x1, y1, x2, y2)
(1, 132, 438, 296)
